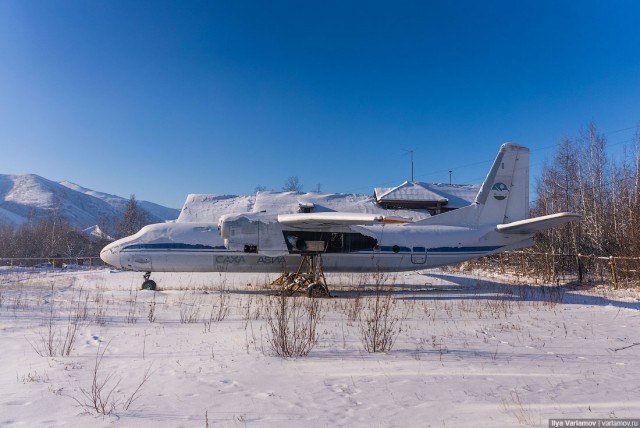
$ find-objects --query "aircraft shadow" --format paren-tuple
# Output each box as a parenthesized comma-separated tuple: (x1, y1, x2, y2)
(181, 271, 640, 312)
(390, 272, 640, 311)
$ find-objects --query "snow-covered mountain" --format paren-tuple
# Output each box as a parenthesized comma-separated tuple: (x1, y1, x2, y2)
(59, 180, 179, 222)
(0, 174, 180, 234)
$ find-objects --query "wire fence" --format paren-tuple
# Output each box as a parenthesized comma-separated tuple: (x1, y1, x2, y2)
(464, 251, 640, 288)
(0, 257, 106, 269)
(2, 252, 640, 289)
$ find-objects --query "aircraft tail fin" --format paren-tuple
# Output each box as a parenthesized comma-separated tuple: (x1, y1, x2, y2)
(474, 143, 529, 225)
(418, 143, 530, 226)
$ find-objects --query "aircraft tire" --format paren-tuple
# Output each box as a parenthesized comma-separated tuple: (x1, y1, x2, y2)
(307, 282, 328, 298)
(142, 280, 157, 291)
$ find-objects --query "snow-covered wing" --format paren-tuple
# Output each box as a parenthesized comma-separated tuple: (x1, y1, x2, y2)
(278, 212, 412, 227)
(496, 212, 580, 235)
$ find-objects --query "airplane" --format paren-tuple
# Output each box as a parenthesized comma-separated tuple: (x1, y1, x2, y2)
(100, 143, 580, 296)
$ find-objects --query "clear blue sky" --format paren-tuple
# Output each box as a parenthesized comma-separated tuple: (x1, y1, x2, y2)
(1, 1, 639, 209)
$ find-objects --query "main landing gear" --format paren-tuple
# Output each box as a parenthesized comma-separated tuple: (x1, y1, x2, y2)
(272, 253, 331, 298)
(141, 272, 157, 290)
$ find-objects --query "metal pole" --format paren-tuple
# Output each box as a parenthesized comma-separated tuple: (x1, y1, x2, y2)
(411, 150, 414, 181)
(610, 256, 618, 289)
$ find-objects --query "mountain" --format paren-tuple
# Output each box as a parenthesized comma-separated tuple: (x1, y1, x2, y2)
(59, 181, 179, 222)
(0, 174, 180, 235)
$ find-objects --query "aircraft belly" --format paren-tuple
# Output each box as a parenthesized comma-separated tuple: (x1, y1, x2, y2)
(320, 253, 419, 273)
(123, 250, 215, 272)
(212, 254, 296, 273)
(122, 247, 510, 274)
(155, 252, 215, 272)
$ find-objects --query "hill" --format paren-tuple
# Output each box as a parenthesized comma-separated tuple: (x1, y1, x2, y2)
(0, 174, 180, 235)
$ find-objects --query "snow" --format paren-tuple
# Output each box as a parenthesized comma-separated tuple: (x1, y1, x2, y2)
(0, 174, 180, 234)
(0, 206, 26, 226)
(3, 174, 58, 207)
(81, 225, 113, 241)
(1, 267, 639, 426)
(177, 194, 256, 223)
(252, 191, 428, 218)
(374, 182, 480, 209)
(61, 181, 180, 222)
(178, 191, 432, 224)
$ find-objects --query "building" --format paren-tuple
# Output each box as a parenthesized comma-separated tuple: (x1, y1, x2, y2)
(374, 181, 480, 215)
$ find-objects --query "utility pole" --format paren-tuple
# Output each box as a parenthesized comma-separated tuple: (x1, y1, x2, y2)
(449, 170, 452, 185)
(411, 151, 414, 182)
(404, 149, 415, 182)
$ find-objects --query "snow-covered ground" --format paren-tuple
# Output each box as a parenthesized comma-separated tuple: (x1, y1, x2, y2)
(1, 266, 639, 427)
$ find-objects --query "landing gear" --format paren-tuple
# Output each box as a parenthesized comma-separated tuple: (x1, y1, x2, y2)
(273, 253, 331, 298)
(307, 281, 330, 298)
(141, 272, 157, 290)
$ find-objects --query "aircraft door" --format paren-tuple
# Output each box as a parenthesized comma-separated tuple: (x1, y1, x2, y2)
(411, 247, 427, 264)
(131, 255, 152, 270)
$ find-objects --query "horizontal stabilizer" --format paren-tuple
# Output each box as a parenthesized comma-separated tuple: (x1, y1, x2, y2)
(278, 212, 413, 227)
(496, 212, 580, 235)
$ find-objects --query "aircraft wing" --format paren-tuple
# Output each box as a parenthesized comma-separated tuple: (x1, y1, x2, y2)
(278, 212, 413, 227)
(496, 212, 580, 235)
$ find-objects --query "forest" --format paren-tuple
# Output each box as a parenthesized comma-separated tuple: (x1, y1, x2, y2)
(533, 122, 640, 258)
(0, 195, 146, 261)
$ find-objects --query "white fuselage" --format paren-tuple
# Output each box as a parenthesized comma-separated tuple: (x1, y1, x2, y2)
(99, 220, 533, 273)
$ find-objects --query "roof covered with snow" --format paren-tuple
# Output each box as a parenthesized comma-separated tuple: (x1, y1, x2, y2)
(375, 181, 480, 209)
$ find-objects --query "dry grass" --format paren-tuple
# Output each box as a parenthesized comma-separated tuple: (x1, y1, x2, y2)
(264, 294, 322, 358)
(358, 285, 402, 353)
(70, 341, 153, 416)
(28, 285, 87, 357)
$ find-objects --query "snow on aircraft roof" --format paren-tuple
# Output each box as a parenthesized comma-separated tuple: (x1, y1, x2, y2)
(253, 191, 409, 215)
(177, 194, 255, 223)
(176, 190, 433, 224)
(375, 181, 480, 209)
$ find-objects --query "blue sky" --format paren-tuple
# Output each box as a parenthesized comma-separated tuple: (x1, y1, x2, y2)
(1, 1, 639, 209)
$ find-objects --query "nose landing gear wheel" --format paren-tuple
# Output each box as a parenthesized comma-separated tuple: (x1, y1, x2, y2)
(142, 280, 157, 290)
(141, 272, 157, 290)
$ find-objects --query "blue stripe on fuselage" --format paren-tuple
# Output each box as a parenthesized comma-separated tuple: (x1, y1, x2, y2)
(426, 246, 503, 253)
(122, 243, 224, 251)
(121, 243, 503, 254)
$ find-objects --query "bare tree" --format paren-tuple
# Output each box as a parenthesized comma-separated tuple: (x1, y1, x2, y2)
(533, 121, 640, 258)
(533, 136, 581, 254)
(116, 195, 149, 238)
(282, 176, 303, 193)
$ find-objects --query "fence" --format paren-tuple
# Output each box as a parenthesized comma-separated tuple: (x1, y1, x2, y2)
(465, 251, 640, 288)
(2, 253, 640, 288)
(0, 257, 105, 269)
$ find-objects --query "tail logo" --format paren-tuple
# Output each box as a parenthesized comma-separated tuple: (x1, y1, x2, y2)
(491, 182, 509, 200)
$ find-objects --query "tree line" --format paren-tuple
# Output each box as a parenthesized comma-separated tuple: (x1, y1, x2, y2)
(0, 195, 148, 260)
(532, 122, 640, 257)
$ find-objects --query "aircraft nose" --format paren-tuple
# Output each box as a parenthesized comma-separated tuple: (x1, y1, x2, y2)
(100, 244, 121, 268)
